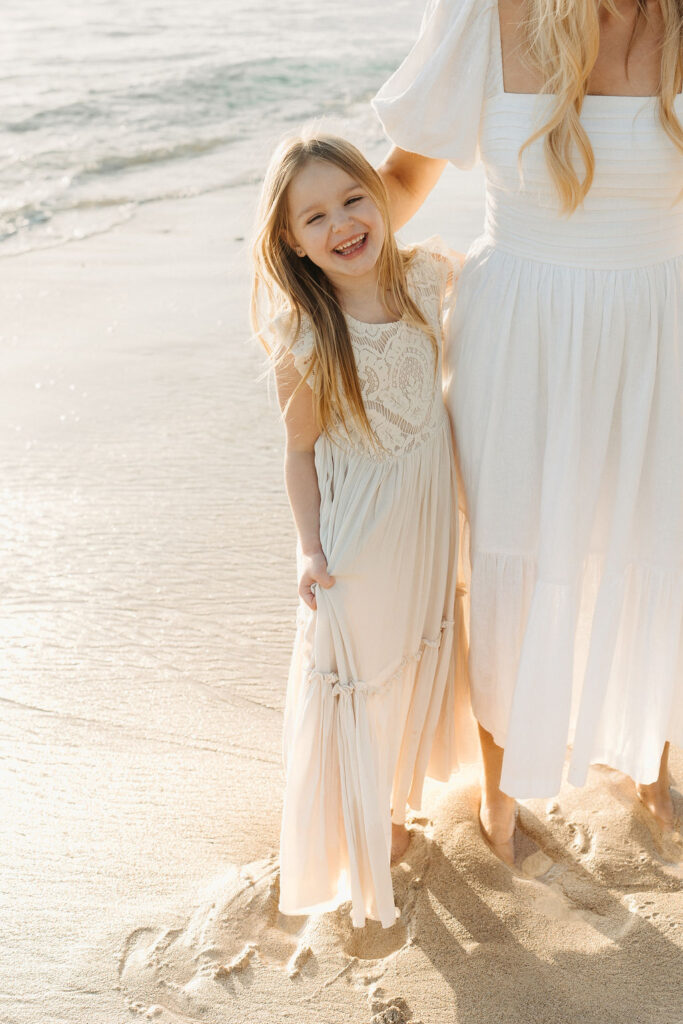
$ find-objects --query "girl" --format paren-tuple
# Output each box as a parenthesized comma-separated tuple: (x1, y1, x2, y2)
(251, 133, 477, 929)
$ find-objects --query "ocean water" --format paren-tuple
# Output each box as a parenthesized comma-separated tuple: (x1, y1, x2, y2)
(1, 0, 424, 256)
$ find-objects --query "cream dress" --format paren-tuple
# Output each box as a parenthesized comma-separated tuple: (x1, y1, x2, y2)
(277, 243, 477, 929)
(373, 0, 683, 798)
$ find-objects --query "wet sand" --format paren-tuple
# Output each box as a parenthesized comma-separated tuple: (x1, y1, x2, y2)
(1, 167, 681, 1024)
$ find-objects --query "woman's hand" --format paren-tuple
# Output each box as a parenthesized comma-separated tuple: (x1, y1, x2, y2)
(299, 552, 335, 610)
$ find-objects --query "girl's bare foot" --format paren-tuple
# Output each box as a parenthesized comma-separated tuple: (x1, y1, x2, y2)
(390, 823, 410, 864)
(479, 794, 517, 867)
(635, 742, 674, 831)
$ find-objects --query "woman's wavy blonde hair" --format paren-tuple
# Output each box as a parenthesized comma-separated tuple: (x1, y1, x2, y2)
(520, 0, 683, 212)
(251, 132, 437, 442)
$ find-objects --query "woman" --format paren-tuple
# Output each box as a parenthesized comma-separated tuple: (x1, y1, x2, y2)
(372, 0, 682, 863)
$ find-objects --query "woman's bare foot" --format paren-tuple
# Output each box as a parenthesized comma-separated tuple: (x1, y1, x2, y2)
(477, 723, 517, 866)
(635, 742, 674, 831)
(636, 783, 674, 830)
(479, 794, 517, 867)
(390, 823, 410, 864)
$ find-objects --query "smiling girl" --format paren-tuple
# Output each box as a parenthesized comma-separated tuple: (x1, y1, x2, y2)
(251, 133, 477, 928)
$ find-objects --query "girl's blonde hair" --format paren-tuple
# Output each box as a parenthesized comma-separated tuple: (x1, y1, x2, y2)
(519, 0, 683, 212)
(250, 132, 437, 442)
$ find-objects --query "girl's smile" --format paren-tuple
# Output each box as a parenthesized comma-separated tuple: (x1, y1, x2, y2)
(332, 231, 368, 258)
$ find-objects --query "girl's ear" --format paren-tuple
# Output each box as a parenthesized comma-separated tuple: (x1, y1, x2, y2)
(283, 231, 305, 258)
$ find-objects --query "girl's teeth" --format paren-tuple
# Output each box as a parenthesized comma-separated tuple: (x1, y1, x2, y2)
(335, 234, 365, 253)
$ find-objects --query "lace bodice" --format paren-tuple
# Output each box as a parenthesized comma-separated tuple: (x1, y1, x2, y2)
(284, 241, 456, 460)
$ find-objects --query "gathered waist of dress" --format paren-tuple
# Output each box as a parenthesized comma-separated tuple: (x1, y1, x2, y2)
(319, 404, 451, 464)
(483, 186, 683, 270)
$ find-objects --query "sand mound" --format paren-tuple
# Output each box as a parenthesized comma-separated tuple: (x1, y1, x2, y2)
(119, 759, 682, 1024)
(118, 832, 432, 1024)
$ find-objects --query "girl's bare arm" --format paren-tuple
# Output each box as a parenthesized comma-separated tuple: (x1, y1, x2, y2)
(274, 352, 335, 610)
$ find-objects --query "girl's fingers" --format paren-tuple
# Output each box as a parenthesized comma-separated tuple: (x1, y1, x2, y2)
(299, 580, 317, 610)
(298, 565, 336, 606)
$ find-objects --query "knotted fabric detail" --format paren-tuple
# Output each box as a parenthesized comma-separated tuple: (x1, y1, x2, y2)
(307, 618, 455, 697)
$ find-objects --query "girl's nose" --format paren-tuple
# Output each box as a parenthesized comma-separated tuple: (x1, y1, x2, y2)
(330, 208, 353, 233)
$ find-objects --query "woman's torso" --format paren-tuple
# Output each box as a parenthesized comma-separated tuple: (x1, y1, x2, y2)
(480, 92, 683, 268)
(477, 0, 683, 269)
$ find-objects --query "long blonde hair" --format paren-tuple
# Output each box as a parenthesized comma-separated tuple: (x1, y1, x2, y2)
(251, 133, 437, 442)
(519, 0, 683, 212)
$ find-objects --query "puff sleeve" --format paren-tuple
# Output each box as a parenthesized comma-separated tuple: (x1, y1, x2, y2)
(371, 0, 497, 169)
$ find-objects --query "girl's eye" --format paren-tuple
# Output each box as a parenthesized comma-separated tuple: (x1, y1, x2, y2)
(306, 213, 323, 224)
(346, 196, 363, 205)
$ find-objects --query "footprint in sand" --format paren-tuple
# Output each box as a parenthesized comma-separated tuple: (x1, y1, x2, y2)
(566, 821, 592, 855)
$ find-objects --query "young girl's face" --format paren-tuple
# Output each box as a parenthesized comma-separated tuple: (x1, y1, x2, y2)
(286, 159, 386, 289)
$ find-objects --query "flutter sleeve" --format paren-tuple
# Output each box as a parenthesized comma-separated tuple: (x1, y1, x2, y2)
(271, 311, 316, 387)
(371, 0, 497, 169)
(420, 234, 464, 306)
(407, 235, 464, 317)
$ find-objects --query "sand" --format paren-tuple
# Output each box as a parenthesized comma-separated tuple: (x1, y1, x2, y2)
(1, 166, 681, 1024)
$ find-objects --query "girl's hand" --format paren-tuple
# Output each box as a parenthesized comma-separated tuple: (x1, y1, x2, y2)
(299, 552, 335, 610)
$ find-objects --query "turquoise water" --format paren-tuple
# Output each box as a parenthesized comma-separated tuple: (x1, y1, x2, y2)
(1, 0, 423, 254)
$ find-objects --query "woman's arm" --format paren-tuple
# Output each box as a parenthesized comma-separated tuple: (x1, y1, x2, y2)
(377, 146, 448, 230)
(274, 351, 335, 610)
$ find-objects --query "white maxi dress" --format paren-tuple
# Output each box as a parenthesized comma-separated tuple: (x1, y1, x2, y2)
(373, 0, 683, 799)
(278, 244, 477, 929)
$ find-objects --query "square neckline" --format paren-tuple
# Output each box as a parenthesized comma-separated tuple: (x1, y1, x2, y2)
(492, 0, 669, 101)
(345, 310, 403, 328)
